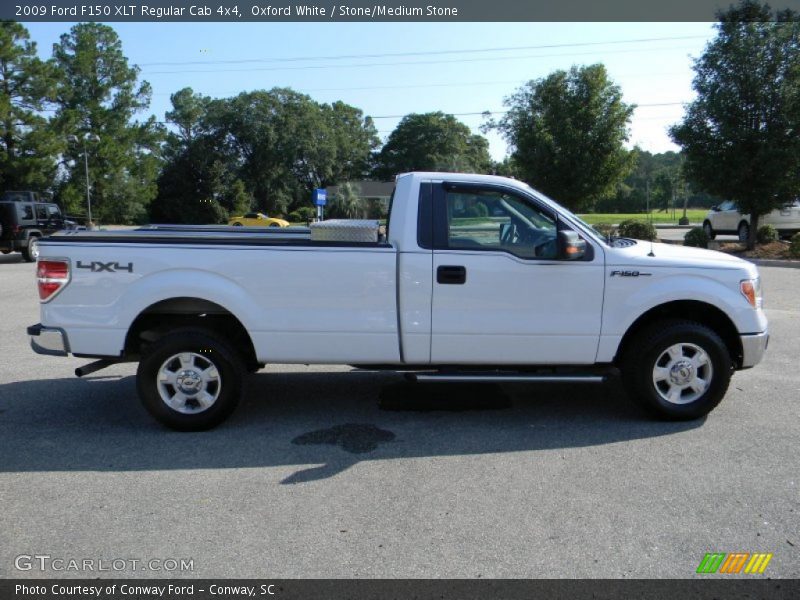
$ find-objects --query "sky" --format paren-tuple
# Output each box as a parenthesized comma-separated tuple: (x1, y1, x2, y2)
(22, 21, 717, 161)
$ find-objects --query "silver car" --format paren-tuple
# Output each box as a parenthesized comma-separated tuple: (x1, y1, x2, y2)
(703, 199, 800, 241)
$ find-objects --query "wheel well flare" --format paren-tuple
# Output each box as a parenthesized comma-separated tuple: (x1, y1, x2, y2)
(616, 300, 743, 368)
(124, 297, 258, 369)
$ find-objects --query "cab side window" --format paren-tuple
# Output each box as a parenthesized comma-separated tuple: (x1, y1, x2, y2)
(36, 204, 48, 220)
(18, 204, 34, 221)
(444, 188, 558, 259)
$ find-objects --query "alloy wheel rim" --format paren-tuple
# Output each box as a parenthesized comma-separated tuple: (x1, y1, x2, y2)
(157, 352, 221, 414)
(652, 342, 713, 405)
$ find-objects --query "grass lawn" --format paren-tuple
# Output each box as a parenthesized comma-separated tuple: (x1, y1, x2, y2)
(578, 210, 708, 226)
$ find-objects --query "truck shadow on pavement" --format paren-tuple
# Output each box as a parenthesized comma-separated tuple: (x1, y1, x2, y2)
(0, 371, 704, 483)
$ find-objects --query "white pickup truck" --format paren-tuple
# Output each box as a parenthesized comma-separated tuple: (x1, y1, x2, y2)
(29, 172, 768, 430)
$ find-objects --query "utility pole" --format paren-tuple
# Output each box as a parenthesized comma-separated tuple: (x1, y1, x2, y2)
(67, 133, 101, 228)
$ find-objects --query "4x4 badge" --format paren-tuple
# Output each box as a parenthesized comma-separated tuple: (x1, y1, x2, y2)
(76, 261, 133, 273)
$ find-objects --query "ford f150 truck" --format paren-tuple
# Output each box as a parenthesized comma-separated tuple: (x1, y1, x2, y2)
(28, 172, 769, 430)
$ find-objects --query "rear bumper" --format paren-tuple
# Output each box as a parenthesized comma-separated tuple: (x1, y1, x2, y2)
(28, 323, 70, 357)
(740, 330, 769, 369)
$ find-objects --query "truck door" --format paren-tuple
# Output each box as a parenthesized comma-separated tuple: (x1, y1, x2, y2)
(715, 200, 740, 232)
(429, 183, 604, 365)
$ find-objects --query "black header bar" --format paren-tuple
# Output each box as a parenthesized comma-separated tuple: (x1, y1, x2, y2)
(7, 0, 800, 22)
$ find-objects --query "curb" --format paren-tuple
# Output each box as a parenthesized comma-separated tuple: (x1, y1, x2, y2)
(744, 258, 800, 269)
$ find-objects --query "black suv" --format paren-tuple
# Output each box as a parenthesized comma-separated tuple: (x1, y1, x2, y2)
(0, 192, 74, 262)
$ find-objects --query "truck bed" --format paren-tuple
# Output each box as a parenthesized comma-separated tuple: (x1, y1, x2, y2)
(48, 225, 387, 248)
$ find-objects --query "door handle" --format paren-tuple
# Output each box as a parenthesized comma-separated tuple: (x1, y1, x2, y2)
(437, 265, 466, 285)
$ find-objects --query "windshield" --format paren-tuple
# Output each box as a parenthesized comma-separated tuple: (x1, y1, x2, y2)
(520, 183, 608, 246)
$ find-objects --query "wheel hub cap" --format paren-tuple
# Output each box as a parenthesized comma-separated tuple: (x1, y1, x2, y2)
(176, 369, 203, 394)
(652, 343, 713, 405)
(669, 360, 695, 385)
(157, 352, 221, 414)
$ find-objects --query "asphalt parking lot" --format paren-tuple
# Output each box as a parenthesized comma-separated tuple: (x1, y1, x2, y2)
(0, 252, 798, 579)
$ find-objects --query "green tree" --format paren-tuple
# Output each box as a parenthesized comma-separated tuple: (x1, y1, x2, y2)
(210, 88, 378, 215)
(52, 23, 162, 224)
(151, 149, 252, 224)
(329, 182, 365, 218)
(670, 0, 800, 249)
(492, 64, 635, 212)
(165, 87, 211, 145)
(492, 156, 519, 178)
(0, 21, 60, 192)
(373, 112, 492, 180)
(150, 88, 250, 224)
(152, 87, 377, 220)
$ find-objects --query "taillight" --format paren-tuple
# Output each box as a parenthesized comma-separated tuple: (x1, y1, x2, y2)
(37, 259, 70, 302)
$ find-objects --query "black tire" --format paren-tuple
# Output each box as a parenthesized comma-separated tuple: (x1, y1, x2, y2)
(232, 222, 243, 227)
(21, 236, 39, 262)
(269, 222, 280, 227)
(136, 328, 244, 431)
(702, 221, 716, 240)
(621, 319, 732, 420)
(738, 221, 750, 243)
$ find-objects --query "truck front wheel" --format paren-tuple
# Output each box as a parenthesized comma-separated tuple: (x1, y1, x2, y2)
(137, 328, 244, 431)
(621, 319, 732, 420)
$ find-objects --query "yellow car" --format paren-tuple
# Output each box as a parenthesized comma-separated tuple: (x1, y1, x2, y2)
(228, 212, 290, 228)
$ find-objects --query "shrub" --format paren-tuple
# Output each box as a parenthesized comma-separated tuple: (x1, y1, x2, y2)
(790, 232, 800, 258)
(756, 224, 778, 244)
(683, 227, 709, 249)
(618, 219, 657, 241)
(288, 206, 316, 223)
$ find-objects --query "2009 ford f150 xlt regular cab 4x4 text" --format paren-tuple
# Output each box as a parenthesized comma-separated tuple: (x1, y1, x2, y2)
(29, 172, 768, 430)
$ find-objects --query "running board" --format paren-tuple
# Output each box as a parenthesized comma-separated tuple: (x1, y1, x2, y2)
(408, 373, 606, 383)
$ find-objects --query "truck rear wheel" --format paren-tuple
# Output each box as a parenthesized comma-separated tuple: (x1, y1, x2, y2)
(621, 319, 732, 420)
(136, 328, 244, 431)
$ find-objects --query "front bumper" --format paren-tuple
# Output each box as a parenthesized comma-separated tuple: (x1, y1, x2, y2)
(740, 330, 769, 369)
(28, 323, 70, 357)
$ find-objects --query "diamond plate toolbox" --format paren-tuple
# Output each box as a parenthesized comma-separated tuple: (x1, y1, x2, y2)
(309, 219, 380, 243)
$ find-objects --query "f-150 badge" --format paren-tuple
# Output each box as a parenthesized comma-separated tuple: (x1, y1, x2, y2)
(610, 270, 651, 277)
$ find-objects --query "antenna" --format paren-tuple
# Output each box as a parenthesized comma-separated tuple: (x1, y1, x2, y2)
(648, 238, 655, 257)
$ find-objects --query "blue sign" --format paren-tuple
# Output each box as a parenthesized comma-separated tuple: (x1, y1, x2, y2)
(313, 188, 327, 206)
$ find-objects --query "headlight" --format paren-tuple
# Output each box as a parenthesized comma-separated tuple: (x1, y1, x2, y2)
(740, 278, 762, 309)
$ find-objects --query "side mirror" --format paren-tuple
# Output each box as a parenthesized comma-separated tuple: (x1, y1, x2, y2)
(711, 205, 719, 212)
(558, 230, 586, 260)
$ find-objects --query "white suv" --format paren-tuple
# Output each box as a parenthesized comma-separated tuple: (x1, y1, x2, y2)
(703, 199, 800, 241)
